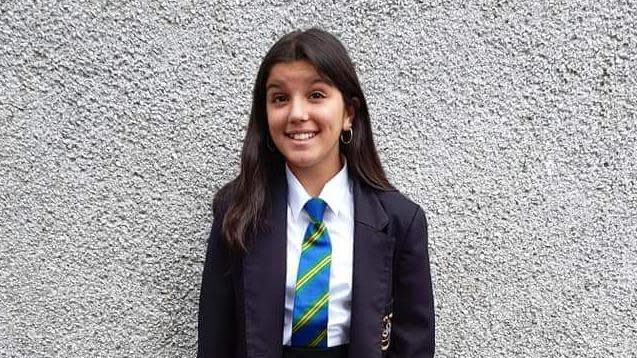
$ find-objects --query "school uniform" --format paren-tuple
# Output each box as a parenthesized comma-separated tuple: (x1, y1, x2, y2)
(197, 162, 435, 358)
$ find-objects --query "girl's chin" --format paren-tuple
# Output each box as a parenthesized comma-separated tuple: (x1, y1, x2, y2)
(285, 157, 318, 170)
(285, 155, 342, 175)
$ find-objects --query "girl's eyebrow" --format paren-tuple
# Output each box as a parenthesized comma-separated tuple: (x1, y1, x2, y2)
(266, 77, 333, 92)
(265, 82, 282, 91)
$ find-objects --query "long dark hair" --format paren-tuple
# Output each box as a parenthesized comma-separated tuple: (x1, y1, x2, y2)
(220, 28, 393, 253)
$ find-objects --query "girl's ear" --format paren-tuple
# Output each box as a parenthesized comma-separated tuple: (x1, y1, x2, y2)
(344, 113, 353, 130)
(345, 97, 359, 129)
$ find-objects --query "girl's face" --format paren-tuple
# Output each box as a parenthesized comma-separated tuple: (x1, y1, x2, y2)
(265, 60, 353, 177)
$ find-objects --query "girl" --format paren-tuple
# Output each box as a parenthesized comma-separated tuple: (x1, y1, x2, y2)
(198, 28, 434, 358)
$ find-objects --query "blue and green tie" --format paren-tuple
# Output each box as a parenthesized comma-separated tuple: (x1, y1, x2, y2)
(291, 198, 331, 348)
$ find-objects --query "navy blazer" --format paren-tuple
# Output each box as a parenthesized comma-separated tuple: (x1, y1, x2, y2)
(198, 168, 435, 358)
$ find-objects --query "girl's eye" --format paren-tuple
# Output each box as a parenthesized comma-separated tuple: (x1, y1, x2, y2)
(310, 92, 326, 99)
(272, 95, 287, 103)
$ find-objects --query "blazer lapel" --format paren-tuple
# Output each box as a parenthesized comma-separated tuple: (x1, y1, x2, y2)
(349, 178, 393, 358)
(242, 171, 287, 358)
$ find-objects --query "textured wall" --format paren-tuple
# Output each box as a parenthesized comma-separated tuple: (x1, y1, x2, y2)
(1, 0, 635, 357)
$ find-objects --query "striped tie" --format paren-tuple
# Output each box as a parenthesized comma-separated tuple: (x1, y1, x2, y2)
(291, 197, 331, 348)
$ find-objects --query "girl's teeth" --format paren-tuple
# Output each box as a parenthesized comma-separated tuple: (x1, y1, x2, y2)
(291, 132, 315, 140)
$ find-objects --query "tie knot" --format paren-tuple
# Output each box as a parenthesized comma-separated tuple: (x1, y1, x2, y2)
(303, 197, 327, 223)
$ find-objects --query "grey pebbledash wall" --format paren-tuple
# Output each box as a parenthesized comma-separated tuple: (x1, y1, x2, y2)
(1, 0, 635, 357)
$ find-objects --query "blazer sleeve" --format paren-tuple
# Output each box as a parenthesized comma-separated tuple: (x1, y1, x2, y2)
(197, 201, 236, 358)
(388, 206, 435, 358)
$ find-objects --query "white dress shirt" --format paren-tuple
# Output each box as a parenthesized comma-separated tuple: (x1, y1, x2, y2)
(282, 162, 354, 347)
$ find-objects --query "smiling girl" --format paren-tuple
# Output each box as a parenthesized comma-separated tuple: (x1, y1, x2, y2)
(198, 28, 434, 358)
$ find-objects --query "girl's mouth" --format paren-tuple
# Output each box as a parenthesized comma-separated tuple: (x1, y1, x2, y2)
(286, 132, 317, 141)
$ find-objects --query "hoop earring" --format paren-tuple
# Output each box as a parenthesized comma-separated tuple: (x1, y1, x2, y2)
(340, 128, 353, 144)
(266, 135, 275, 152)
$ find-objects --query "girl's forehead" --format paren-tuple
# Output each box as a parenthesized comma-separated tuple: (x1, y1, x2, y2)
(266, 61, 332, 88)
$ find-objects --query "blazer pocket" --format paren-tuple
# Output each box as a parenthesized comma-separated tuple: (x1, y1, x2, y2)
(381, 299, 394, 352)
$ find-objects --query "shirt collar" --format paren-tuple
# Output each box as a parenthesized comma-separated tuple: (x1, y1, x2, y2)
(286, 159, 351, 221)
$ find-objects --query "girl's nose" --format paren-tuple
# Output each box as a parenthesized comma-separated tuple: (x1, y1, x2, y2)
(288, 98, 309, 122)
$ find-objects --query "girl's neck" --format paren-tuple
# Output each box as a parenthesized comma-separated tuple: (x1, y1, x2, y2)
(288, 157, 344, 197)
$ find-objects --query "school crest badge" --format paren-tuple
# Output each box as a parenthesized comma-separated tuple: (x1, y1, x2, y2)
(381, 312, 393, 351)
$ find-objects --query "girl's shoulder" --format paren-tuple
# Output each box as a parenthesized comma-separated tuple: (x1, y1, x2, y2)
(212, 178, 239, 219)
(371, 185, 426, 225)
(357, 179, 426, 225)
